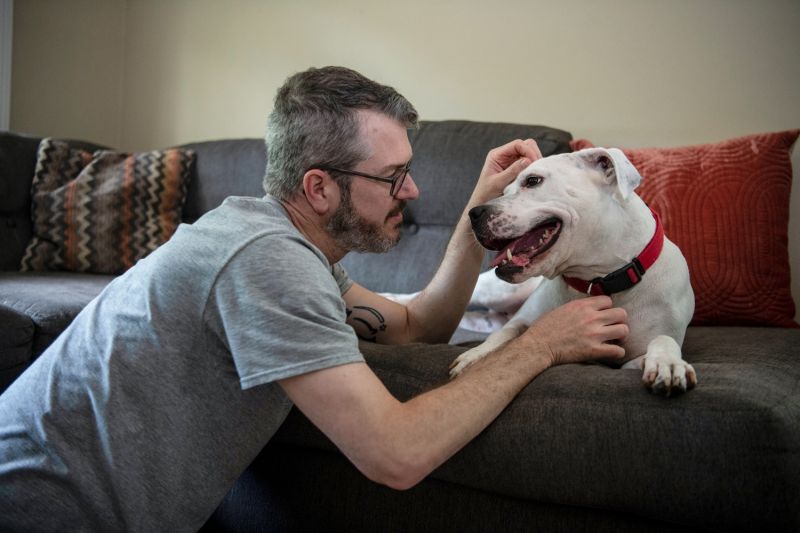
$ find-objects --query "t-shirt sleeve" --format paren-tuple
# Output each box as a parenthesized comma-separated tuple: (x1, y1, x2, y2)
(331, 262, 353, 294)
(205, 234, 364, 390)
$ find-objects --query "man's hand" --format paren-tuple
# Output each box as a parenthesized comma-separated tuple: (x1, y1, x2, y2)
(519, 296, 629, 366)
(469, 138, 543, 207)
(403, 138, 542, 343)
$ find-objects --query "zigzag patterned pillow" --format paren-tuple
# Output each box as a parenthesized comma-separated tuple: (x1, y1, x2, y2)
(20, 138, 195, 274)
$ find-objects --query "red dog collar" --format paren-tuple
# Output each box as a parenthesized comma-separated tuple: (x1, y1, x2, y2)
(563, 209, 664, 296)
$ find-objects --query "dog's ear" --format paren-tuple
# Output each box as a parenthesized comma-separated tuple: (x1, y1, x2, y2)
(582, 148, 643, 200)
(602, 148, 642, 200)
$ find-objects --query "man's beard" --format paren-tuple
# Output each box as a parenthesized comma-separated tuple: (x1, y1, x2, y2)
(327, 186, 405, 253)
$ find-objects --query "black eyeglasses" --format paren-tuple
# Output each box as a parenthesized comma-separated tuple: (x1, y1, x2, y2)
(317, 162, 411, 197)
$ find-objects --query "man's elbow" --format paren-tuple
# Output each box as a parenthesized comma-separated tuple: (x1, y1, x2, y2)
(406, 320, 456, 345)
(360, 453, 432, 491)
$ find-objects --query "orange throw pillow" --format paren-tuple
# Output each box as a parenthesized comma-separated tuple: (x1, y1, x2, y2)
(571, 131, 799, 327)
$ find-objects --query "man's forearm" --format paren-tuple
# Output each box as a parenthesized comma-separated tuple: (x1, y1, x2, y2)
(402, 140, 540, 343)
(281, 296, 626, 492)
(287, 335, 554, 491)
(405, 208, 486, 343)
(374, 335, 552, 488)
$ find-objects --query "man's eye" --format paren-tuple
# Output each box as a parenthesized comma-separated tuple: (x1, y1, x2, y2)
(525, 175, 544, 187)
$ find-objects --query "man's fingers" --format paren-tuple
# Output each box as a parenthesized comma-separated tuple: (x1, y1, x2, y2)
(484, 156, 532, 192)
(508, 157, 532, 175)
(604, 323, 630, 343)
(598, 343, 626, 360)
(603, 307, 628, 326)
(487, 139, 541, 172)
(584, 295, 613, 309)
(524, 138, 543, 160)
(585, 297, 628, 324)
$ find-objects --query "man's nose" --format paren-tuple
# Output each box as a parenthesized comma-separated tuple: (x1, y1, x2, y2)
(396, 173, 420, 200)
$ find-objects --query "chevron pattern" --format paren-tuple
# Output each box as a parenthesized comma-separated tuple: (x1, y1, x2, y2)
(20, 139, 195, 274)
(571, 130, 799, 328)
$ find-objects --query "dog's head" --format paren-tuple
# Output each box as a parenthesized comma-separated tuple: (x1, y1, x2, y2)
(470, 147, 643, 283)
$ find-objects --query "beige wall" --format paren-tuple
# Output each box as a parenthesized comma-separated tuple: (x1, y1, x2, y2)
(10, 0, 126, 146)
(10, 0, 800, 319)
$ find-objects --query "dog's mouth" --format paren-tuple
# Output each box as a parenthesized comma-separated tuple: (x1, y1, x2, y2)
(488, 218, 562, 272)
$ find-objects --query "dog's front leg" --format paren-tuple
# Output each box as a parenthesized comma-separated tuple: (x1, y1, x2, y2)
(449, 319, 529, 378)
(623, 335, 697, 395)
(449, 279, 565, 378)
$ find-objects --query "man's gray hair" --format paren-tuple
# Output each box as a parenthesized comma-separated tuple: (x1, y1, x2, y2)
(264, 66, 418, 200)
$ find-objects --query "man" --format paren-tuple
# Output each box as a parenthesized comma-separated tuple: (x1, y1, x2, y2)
(0, 66, 628, 531)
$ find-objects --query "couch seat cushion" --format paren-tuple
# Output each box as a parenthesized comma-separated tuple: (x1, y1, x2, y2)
(0, 272, 114, 356)
(271, 327, 800, 532)
(0, 304, 35, 391)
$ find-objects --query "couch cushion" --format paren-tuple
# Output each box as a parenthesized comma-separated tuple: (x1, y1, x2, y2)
(0, 272, 114, 356)
(0, 133, 110, 272)
(180, 138, 268, 223)
(0, 133, 41, 271)
(20, 139, 195, 274)
(406, 120, 572, 226)
(210, 443, 694, 532)
(341, 121, 572, 294)
(0, 304, 35, 391)
(271, 327, 800, 532)
(571, 131, 799, 328)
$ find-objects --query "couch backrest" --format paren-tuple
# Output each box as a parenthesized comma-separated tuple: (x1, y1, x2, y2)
(179, 138, 267, 223)
(0, 132, 107, 271)
(0, 121, 571, 285)
(0, 132, 39, 270)
(341, 120, 572, 293)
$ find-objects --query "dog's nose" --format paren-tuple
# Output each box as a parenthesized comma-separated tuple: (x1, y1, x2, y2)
(469, 205, 489, 223)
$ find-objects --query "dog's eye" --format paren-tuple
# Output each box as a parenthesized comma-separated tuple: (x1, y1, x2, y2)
(524, 175, 544, 188)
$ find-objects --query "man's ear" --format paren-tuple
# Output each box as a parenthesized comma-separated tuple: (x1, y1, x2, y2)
(302, 169, 338, 215)
(578, 147, 642, 200)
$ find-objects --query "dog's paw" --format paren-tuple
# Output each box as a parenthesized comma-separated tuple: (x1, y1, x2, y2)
(449, 349, 488, 379)
(640, 337, 697, 396)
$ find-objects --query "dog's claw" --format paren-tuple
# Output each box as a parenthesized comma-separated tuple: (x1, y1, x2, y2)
(449, 349, 488, 378)
(449, 359, 470, 378)
(639, 336, 695, 397)
(642, 361, 695, 396)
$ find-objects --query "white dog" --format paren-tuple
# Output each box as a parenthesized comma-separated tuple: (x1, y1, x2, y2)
(450, 148, 697, 395)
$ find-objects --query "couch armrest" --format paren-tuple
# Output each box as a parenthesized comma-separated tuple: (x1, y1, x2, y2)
(0, 303, 34, 391)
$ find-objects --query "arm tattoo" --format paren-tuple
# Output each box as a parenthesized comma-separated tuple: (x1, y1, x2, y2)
(346, 305, 387, 342)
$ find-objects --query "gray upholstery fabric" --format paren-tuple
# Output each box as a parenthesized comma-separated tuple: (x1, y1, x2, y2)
(0, 133, 108, 271)
(0, 133, 40, 271)
(262, 327, 800, 532)
(0, 304, 34, 390)
(3, 124, 798, 532)
(342, 120, 572, 293)
(206, 444, 695, 533)
(342, 225, 461, 294)
(406, 120, 572, 226)
(0, 272, 114, 356)
(179, 138, 268, 223)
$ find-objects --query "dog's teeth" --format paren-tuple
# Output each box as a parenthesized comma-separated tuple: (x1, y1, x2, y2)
(506, 249, 513, 262)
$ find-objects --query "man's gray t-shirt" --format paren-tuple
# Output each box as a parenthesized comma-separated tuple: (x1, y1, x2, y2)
(0, 195, 364, 531)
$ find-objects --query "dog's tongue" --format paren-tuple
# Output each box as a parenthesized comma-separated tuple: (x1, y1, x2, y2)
(489, 224, 556, 268)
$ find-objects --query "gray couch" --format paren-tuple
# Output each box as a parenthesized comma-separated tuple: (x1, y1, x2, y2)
(1, 122, 798, 532)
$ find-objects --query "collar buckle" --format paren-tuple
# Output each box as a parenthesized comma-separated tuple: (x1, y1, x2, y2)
(562, 208, 665, 297)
